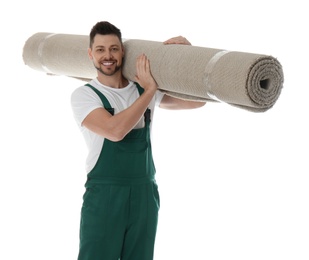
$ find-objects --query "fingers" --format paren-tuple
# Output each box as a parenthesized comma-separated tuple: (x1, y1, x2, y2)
(134, 54, 150, 81)
(135, 54, 149, 77)
(163, 36, 191, 45)
(134, 54, 157, 90)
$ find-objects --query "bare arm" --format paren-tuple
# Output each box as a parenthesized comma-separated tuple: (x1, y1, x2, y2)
(82, 54, 157, 142)
(159, 95, 206, 110)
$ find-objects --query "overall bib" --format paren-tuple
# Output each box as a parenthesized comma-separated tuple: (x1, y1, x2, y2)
(78, 84, 160, 260)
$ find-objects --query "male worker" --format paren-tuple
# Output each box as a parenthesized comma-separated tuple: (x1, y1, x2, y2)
(71, 21, 205, 260)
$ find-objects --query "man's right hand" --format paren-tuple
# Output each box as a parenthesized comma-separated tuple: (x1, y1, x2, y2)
(134, 53, 158, 94)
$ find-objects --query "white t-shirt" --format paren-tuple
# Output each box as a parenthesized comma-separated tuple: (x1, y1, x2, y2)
(71, 78, 165, 173)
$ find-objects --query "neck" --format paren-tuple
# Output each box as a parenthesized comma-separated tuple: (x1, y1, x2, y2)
(97, 72, 129, 89)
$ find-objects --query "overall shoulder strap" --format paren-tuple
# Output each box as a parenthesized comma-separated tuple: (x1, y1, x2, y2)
(135, 82, 144, 95)
(85, 84, 114, 115)
(134, 82, 151, 123)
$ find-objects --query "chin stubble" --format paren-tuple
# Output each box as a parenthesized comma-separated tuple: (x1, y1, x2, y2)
(94, 62, 122, 76)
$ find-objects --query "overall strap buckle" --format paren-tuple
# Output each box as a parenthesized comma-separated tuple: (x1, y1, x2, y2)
(144, 108, 151, 123)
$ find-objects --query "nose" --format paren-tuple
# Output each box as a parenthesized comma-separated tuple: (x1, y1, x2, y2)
(105, 50, 113, 59)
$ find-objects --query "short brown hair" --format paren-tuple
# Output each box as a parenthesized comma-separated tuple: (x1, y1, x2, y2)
(89, 21, 122, 48)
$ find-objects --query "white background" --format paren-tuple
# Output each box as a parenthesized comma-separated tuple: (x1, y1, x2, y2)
(1, 0, 308, 259)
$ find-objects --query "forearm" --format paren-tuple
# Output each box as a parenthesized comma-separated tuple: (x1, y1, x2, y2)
(106, 88, 156, 140)
(159, 94, 206, 110)
(82, 87, 156, 141)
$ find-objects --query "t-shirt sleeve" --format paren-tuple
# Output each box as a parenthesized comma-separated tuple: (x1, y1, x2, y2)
(155, 90, 165, 106)
(71, 86, 103, 126)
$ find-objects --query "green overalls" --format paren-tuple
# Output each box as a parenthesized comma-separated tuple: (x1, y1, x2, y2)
(78, 83, 160, 260)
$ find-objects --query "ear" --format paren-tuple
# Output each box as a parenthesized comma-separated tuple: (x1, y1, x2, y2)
(88, 48, 93, 60)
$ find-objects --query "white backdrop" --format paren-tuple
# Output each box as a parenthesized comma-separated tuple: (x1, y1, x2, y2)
(1, 0, 308, 259)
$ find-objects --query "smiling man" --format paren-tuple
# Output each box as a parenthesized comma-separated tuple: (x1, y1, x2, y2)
(91, 37, 122, 77)
(71, 21, 205, 260)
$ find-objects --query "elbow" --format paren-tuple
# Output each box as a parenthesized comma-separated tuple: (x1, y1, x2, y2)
(109, 136, 125, 142)
(191, 101, 206, 109)
(82, 118, 128, 142)
(106, 129, 127, 142)
(199, 101, 207, 108)
(200, 101, 207, 108)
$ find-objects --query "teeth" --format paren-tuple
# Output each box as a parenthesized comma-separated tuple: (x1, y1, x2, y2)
(103, 62, 113, 65)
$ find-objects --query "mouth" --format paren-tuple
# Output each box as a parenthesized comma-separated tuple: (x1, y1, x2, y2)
(101, 61, 115, 66)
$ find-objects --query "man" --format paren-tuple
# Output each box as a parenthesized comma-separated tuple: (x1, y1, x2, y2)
(71, 21, 205, 260)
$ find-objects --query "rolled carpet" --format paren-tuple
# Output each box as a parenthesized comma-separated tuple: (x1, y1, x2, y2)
(22, 32, 284, 112)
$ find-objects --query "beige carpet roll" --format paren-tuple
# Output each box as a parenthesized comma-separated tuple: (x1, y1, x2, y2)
(22, 32, 284, 112)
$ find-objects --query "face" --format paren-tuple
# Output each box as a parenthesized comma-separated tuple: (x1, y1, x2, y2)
(88, 34, 124, 77)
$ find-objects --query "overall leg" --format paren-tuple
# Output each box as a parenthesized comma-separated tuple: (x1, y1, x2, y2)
(121, 182, 160, 260)
(78, 185, 130, 260)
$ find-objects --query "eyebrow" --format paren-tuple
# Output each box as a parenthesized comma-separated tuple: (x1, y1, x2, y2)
(95, 44, 120, 49)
